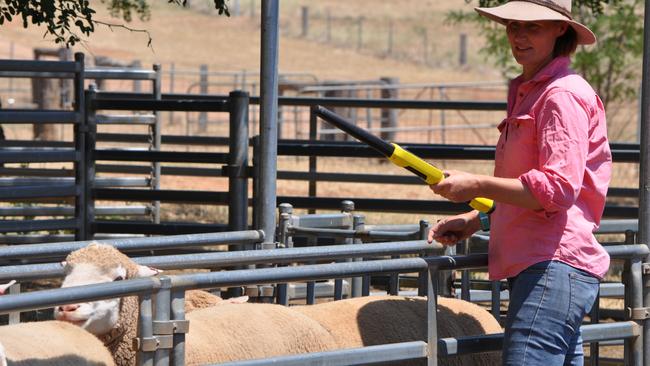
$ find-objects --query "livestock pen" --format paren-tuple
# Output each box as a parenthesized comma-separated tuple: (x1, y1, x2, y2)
(0, 54, 648, 364)
(0, 233, 644, 365)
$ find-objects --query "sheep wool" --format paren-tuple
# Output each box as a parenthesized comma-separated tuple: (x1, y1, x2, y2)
(0, 321, 115, 366)
(294, 295, 502, 366)
(184, 302, 338, 365)
(184, 290, 224, 312)
(63, 245, 224, 366)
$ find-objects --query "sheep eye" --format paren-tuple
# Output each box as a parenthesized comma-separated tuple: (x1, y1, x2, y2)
(114, 276, 125, 282)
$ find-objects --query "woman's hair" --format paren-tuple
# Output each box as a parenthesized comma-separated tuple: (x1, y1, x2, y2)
(554, 24, 578, 57)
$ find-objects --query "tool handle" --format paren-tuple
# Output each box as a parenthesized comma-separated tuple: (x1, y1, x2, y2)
(315, 106, 395, 157)
(390, 144, 495, 214)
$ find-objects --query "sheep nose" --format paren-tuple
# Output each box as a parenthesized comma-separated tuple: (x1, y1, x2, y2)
(58, 304, 80, 312)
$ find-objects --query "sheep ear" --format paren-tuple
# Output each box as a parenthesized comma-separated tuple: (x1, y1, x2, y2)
(0, 280, 16, 295)
(136, 265, 162, 277)
(225, 296, 249, 304)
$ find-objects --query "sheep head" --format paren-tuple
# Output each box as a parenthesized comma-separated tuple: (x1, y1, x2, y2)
(54, 243, 159, 337)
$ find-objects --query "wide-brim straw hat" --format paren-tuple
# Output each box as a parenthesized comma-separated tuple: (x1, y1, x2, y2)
(475, 0, 596, 45)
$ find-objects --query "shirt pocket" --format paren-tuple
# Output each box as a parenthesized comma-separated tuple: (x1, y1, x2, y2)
(495, 114, 537, 178)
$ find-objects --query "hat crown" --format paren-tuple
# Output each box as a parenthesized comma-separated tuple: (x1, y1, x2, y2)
(519, 0, 572, 17)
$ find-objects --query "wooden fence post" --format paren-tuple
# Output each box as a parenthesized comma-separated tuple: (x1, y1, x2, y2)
(380, 77, 398, 142)
(301, 6, 309, 37)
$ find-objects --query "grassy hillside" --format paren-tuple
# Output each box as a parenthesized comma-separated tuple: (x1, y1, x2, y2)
(0, 0, 501, 84)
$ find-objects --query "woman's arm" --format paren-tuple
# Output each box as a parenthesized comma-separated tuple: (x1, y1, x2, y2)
(430, 170, 543, 210)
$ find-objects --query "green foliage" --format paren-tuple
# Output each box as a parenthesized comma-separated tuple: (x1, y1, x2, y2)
(0, 0, 230, 47)
(448, 0, 643, 108)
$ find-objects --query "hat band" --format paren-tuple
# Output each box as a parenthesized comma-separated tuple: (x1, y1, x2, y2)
(511, 0, 573, 20)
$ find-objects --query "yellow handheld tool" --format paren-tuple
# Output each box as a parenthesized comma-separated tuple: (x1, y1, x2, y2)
(315, 106, 495, 214)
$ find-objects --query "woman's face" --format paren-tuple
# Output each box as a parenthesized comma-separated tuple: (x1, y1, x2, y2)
(506, 20, 568, 78)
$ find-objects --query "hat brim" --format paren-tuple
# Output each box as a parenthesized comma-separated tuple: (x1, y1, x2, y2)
(475, 1, 596, 45)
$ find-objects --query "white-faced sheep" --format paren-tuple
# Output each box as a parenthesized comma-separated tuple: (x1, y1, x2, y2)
(54, 243, 337, 366)
(0, 280, 114, 366)
(295, 295, 502, 366)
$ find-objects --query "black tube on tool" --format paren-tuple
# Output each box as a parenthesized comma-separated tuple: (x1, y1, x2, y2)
(315, 106, 395, 157)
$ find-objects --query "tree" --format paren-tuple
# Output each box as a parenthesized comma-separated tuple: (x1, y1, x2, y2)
(0, 0, 230, 47)
(0, 0, 230, 140)
(447, 0, 643, 115)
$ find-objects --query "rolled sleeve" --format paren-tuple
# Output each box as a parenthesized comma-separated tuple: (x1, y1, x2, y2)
(520, 91, 590, 213)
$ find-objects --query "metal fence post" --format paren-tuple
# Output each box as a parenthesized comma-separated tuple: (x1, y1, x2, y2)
(228, 91, 250, 232)
(352, 214, 365, 298)
(380, 77, 398, 142)
(151, 64, 162, 226)
(459, 34, 467, 66)
(227, 90, 253, 296)
(308, 106, 318, 214)
(301, 6, 309, 37)
(276, 203, 292, 305)
(138, 293, 155, 366)
(170, 289, 186, 366)
(154, 277, 172, 366)
(198, 64, 208, 131)
(335, 200, 354, 300)
(82, 85, 96, 241)
(418, 220, 429, 297)
(427, 264, 439, 366)
(627, 258, 644, 366)
(74, 52, 88, 240)
(258, 0, 279, 250)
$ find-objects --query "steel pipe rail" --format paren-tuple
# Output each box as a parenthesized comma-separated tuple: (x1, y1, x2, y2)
(93, 221, 229, 236)
(0, 71, 74, 78)
(0, 205, 148, 217)
(0, 184, 77, 199)
(91, 98, 229, 112)
(0, 241, 439, 282)
(0, 59, 80, 73)
(85, 68, 157, 80)
(277, 140, 639, 162)
(97, 132, 230, 146)
(0, 230, 264, 260)
(94, 150, 229, 164)
(257, 96, 507, 111)
(277, 195, 638, 218)
(0, 219, 78, 233)
(0, 167, 73, 177)
(598, 219, 639, 233)
(93, 189, 230, 203)
(94, 114, 157, 125)
(96, 164, 223, 177)
(0, 277, 160, 314)
(0, 177, 149, 188)
(0, 234, 143, 245)
(0, 149, 78, 163)
(0, 256, 452, 314)
(215, 341, 429, 366)
(288, 226, 420, 240)
(0, 110, 79, 124)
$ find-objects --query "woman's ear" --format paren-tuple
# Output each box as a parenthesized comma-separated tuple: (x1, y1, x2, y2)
(557, 22, 569, 37)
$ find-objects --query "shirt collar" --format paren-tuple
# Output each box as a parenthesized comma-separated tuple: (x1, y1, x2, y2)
(511, 56, 571, 88)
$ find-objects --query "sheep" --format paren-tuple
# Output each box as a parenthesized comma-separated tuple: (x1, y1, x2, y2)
(56, 244, 501, 365)
(294, 295, 502, 366)
(0, 320, 115, 366)
(0, 281, 114, 366)
(54, 243, 337, 365)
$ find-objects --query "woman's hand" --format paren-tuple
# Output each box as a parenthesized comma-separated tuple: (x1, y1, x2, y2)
(429, 170, 482, 203)
(428, 211, 480, 246)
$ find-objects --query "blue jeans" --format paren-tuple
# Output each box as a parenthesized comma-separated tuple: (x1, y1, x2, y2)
(502, 260, 600, 366)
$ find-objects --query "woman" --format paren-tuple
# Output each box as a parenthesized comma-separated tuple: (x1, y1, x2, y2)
(427, 1, 612, 365)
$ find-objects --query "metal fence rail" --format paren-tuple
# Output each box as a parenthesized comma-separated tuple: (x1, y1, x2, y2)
(0, 242, 644, 366)
(0, 53, 87, 239)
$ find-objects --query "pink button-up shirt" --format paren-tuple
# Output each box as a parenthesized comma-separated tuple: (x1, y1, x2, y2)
(489, 56, 612, 280)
